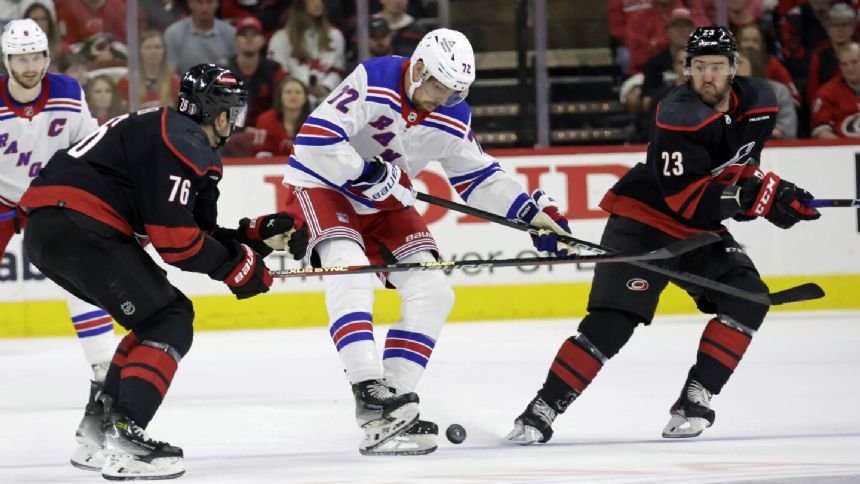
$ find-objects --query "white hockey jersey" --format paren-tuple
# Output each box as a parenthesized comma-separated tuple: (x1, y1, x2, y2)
(283, 56, 533, 218)
(0, 73, 98, 207)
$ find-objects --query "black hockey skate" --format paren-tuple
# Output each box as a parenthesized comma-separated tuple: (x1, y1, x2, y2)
(353, 379, 420, 455)
(101, 411, 184, 480)
(70, 380, 106, 471)
(662, 378, 716, 438)
(505, 395, 559, 445)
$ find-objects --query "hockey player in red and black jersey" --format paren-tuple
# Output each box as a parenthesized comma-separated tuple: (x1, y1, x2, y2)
(19, 64, 308, 480)
(505, 26, 822, 445)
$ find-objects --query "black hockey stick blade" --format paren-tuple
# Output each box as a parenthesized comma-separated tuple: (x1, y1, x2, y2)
(416, 192, 823, 306)
(802, 198, 860, 208)
(768, 283, 826, 305)
(270, 240, 709, 280)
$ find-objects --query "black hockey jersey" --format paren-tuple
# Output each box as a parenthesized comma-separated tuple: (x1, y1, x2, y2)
(20, 107, 232, 275)
(600, 76, 778, 238)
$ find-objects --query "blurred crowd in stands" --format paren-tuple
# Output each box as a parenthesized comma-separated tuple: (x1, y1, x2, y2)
(0, 0, 428, 156)
(3, 0, 860, 150)
(613, 0, 860, 141)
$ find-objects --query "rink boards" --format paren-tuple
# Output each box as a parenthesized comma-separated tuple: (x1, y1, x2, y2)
(1, 141, 858, 337)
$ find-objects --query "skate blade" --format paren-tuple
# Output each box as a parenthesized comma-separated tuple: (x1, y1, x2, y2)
(503, 423, 543, 445)
(101, 455, 185, 481)
(662, 415, 711, 438)
(70, 443, 105, 471)
(360, 434, 437, 456)
(360, 403, 419, 453)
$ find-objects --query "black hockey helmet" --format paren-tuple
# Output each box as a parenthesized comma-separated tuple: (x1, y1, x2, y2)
(684, 26, 738, 70)
(177, 64, 248, 128)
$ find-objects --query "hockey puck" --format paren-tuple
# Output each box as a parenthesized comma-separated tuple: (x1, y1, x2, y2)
(445, 424, 466, 444)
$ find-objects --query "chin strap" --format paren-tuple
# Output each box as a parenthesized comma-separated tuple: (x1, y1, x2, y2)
(406, 61, 425, 104)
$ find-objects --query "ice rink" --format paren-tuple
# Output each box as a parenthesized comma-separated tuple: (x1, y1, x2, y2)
(1, 310, 859, 483)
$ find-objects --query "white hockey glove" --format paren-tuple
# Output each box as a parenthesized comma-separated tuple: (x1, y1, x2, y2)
(519, 190, 576, 256)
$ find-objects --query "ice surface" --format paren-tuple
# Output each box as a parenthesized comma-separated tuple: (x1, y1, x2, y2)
(1, 311, 858, 483)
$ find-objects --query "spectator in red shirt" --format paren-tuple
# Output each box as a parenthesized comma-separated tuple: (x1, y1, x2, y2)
(252, 78, 312, 158)
(625, 0, 709, 73)
(811, 42, 860, 138)
(228, 16, 287, 126)
(641, 7, 695, 112)
(779, 0, 831, 83)
(807, 3, 858, 104)
(57, 0, 146, 46)
(737, 23, 801, 104)
(118, 30, 180, 109)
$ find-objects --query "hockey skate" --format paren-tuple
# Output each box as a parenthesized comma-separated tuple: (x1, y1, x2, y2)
(662, 379, 716, 438)
(101, 411, 184, 480)
(352, 379, 420, 455)
(70, 380, 106, 471)
(505, 395, 559, 445)
(362, 418, 438, 456)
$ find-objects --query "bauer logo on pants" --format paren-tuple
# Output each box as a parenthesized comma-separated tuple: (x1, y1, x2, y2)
(626, 278, 649, 291)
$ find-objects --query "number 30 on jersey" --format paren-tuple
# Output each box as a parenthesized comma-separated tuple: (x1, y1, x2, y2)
(662, 151, 684, 176)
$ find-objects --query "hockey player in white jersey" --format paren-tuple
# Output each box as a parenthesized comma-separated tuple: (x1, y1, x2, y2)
(282, 28, 573, 455)
(0, 19, 116, 470)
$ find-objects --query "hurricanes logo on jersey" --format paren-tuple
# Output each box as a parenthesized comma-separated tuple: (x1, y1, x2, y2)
(840, 113, 860, 138)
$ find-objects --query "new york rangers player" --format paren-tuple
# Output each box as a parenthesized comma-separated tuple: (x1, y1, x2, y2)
(282, 28, 573, 455)
(0, 19, 117, 469)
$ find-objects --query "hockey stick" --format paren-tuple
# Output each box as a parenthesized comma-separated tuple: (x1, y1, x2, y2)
(802, 198, 860, 208)
(270, 233, 718, 279)
(415, 192, 825, 306)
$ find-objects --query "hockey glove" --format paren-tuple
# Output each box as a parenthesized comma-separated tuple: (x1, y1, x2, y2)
(238, 212, 308, 259)
(519, 189, 575, 256)
(730, 170, 821, 229)
(349, 156, 416, 211)
(209, 241, 272, 300)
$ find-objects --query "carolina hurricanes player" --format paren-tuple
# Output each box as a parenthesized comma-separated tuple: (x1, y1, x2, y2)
(282, 28, 574, 455)
(0, 19, 118, 467)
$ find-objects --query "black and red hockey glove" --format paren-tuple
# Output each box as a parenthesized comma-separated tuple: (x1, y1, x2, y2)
(736, 170, 821, 229)
(209, 241, 272, 300)
(239, 212, 308, 259)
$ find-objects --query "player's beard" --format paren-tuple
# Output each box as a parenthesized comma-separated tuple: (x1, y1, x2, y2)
(11, 69, 42, 90)
(692, 77, 731, 108)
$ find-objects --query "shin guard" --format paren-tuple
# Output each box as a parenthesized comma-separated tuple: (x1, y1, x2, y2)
(118, 340, 181, 427)
(542, 334, 608, 411)
(692, 315, 755, 394)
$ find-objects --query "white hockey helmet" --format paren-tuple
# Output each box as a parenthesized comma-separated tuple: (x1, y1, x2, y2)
(408, 28, 475, 107)
(2, 19, 50, 78)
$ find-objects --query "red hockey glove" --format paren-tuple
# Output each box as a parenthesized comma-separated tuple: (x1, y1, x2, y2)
(518, 190, 575, 256)
(209, 242, 272, 300)
(239, 212, 308, 260)
(349, 156, 416, 211)
(737, 170, 821, 229)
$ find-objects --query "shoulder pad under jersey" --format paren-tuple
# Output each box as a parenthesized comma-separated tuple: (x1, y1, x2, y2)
(732, 76, 778, 110)
(161, 108, 222, 178)
(362, 55, 408, 90)
(656, 85, 722, 132)
(45, 73, 84, 100)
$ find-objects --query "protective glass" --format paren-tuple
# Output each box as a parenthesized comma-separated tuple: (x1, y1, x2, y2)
(688, 61, 734, 77)
(229, 104, 247, 128)
(426, 76, 469, 107)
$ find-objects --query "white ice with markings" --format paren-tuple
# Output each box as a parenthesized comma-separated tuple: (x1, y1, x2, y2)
(1, 310, 858, 483)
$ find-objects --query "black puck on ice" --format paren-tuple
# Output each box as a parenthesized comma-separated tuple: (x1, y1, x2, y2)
(445, 423, 466, 444)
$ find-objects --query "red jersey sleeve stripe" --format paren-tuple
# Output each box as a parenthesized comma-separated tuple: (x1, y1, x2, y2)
(599, 191, 727, 239)
(144, 224, 205, 263)
(160, 109, 222, 177)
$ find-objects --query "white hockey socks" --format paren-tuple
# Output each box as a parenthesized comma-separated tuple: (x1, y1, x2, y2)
(66, 293, 115, 381)
(383, 251, 454, 393)
(317, 238, 383, 383)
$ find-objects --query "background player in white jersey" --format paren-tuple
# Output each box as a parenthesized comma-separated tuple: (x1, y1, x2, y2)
(282, 28, 574, 455)
(0, 19, 116, 469)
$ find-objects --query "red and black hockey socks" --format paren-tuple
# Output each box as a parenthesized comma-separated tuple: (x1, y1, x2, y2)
(540, 335, 608, 412)
(103, 332, 180, 427)
(691, 317, 755, 394)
